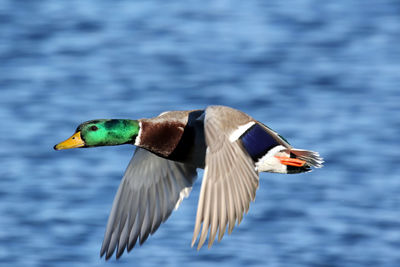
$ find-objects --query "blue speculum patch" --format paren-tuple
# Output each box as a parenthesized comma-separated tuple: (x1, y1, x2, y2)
(240, 124, 280, 161)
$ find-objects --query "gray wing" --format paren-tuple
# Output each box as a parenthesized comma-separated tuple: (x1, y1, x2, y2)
(191, 106, 260, 250)
(100, 148, 197, 260)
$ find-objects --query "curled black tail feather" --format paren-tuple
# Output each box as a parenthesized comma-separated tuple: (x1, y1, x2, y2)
(285, 149, 323, 174)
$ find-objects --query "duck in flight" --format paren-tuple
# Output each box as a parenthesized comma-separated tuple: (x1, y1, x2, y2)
(54, 105, 323, 260)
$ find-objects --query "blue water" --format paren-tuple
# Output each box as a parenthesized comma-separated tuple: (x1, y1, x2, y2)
(1, 1, 399, 266)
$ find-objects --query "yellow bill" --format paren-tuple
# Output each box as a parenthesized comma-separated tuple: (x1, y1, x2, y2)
(54, 131, 85, 150)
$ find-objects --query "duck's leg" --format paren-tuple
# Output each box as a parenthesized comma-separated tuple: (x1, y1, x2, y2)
(274, 156, 306, 167)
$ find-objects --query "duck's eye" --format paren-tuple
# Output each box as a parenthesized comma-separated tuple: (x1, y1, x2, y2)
(90, 125, 98, 131)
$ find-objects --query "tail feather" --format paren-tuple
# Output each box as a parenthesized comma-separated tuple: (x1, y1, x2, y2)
(290, 149, 324, 168)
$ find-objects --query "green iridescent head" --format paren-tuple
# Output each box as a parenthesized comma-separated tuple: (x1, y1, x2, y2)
(54, 119, 139, 150)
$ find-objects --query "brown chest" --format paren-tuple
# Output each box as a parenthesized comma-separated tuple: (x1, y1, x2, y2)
(138, 120, 186, 157)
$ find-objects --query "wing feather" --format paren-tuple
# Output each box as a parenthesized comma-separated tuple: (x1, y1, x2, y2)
(192, 106, 259, 249)
(218, 180, 227, 241)
(100, 148, 197, 259)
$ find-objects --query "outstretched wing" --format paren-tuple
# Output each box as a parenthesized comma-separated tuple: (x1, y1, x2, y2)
(100, 148, 197, 260)
(191, 106, 259, 249)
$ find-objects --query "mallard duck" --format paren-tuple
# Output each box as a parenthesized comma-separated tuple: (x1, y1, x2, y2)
(54, 105, 323, 260)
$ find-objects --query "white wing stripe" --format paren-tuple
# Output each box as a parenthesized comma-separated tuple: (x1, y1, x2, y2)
(229, 121, 255, 142)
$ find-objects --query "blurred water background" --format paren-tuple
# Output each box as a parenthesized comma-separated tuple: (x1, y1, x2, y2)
(1, 0, 399, 266)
